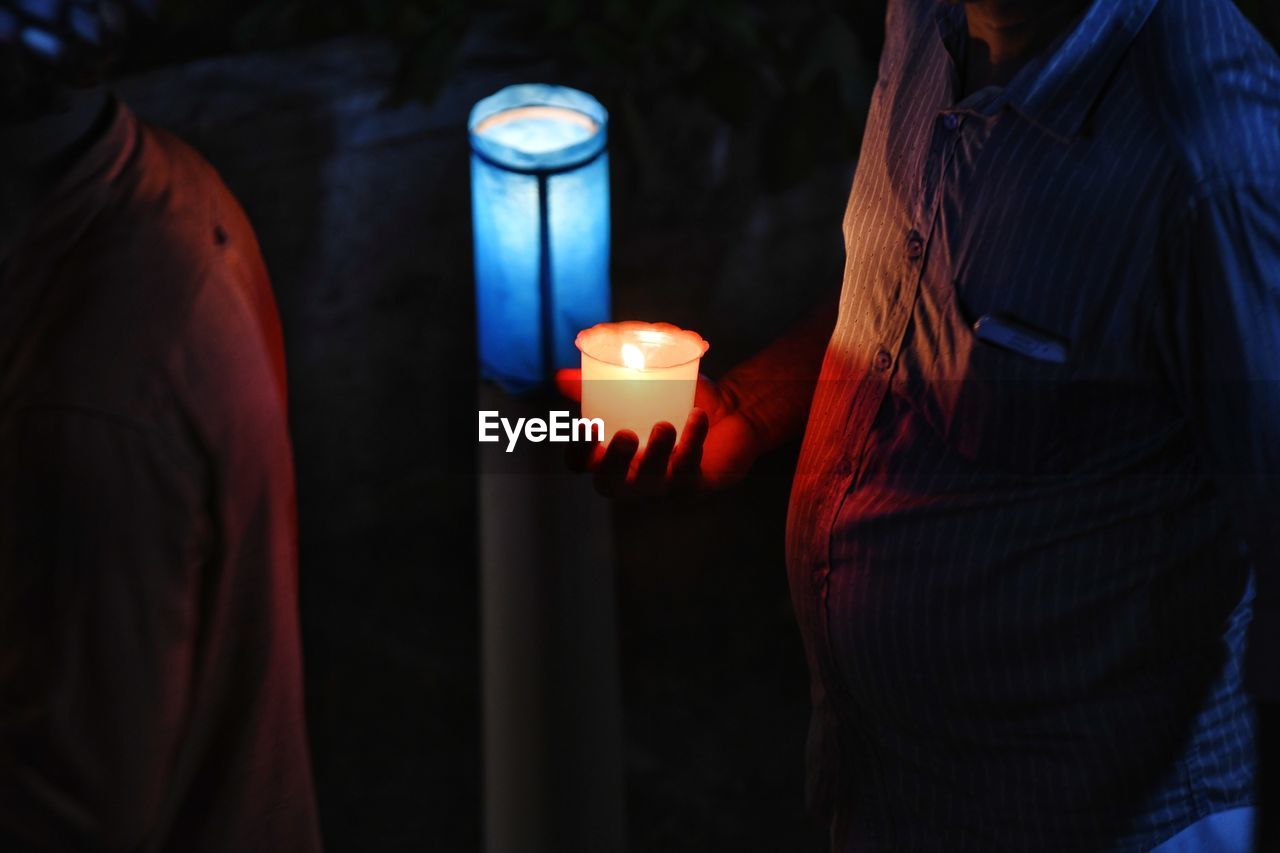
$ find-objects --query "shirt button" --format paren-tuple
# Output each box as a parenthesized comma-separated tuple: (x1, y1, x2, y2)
(906, 231, 925, 260)
(873, 348, 893, 371)
(943, 112, 961, 130)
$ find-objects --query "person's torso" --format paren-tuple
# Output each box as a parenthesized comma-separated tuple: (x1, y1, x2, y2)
(785, 0, 1272, 848)
(0, 100, 321, 852)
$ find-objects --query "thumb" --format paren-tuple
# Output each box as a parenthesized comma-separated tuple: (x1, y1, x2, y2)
(554, 368, 583, 402)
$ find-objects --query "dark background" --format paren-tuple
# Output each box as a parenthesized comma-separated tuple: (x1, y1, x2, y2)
(110, 2, 1280, 851)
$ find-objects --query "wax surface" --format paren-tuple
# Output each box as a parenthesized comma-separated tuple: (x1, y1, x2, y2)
(475, 106, 597, 154)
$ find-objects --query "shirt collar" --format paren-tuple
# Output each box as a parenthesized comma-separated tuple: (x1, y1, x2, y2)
(936, 0, 1161, 140)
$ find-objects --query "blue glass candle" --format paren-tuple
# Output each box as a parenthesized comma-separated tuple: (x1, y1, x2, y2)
(469, 84, 612, 393)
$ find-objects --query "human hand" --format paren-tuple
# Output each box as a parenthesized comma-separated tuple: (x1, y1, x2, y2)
(555, 369, 763, 498)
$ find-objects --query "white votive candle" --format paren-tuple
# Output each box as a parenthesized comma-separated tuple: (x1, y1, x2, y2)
(575, 322, 709, 448)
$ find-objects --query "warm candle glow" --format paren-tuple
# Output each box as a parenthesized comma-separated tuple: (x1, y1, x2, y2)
(576, 322, 709, 449)
(474, 105, 599, 153)
(620, 343, 646, 371)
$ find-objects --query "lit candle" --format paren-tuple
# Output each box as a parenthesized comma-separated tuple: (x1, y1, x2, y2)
(469, 84, 611, 393)
(576, 322, 709, 448)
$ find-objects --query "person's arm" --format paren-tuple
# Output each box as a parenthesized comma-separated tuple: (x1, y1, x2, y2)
(717, 288, 840, 453)
(0, 407, 202, 850)
(1160, 182, 1280, 848)
(557, 289, 838, 497)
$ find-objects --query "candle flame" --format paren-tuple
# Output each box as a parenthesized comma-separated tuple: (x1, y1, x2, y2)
(621, 342, 646, 370)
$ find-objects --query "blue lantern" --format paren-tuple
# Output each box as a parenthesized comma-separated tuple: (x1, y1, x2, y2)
(469, 84, 612, 393)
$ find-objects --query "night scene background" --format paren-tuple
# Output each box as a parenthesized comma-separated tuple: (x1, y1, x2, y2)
(106, 1, 1280, 850)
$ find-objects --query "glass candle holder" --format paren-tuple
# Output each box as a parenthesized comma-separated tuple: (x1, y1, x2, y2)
(576, 322, 709, 448)
(469, 84, 611, 394)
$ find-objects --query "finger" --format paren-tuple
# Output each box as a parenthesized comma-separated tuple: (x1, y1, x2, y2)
(554, 368, 583, 402)
(633, 422, 677, 497)
(669, 408, 709, 494)
(693, 374, 721, 415)
(593, 431, 638, 497)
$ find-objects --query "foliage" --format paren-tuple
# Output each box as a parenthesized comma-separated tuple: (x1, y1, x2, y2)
(140, 0, 1280, 191)
(144, 0, 879, 191)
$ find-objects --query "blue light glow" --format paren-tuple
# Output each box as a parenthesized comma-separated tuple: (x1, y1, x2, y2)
(16, 0, 58, 23)
(469, 84, 611, 393)
(19, 26, 62, 59)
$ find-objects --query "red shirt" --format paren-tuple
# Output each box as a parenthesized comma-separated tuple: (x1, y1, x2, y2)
(0, 98, 322, 851)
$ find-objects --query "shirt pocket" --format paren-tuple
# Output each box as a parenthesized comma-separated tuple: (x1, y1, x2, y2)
(941, 320, 1076, 476)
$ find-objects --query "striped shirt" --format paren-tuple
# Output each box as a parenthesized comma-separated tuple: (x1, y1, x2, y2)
(785, 0, 1280, 849)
